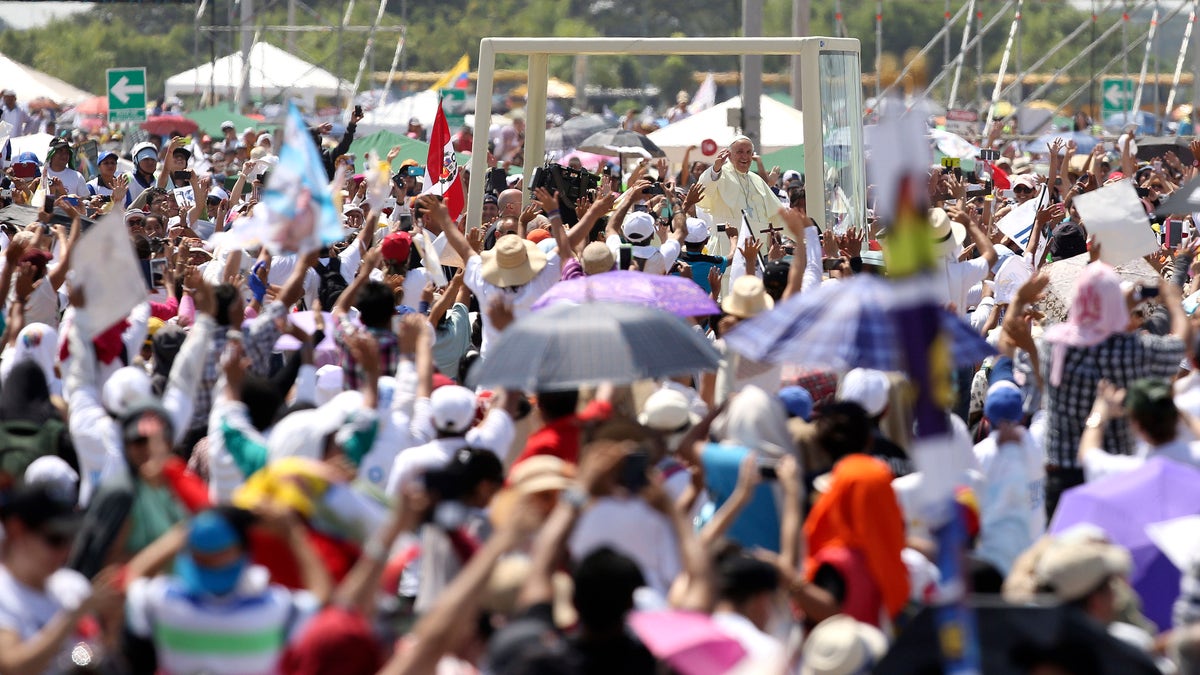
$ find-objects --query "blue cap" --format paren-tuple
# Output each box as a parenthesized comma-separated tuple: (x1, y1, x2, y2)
(15, 151, 40, 165)
(778, 385, 813, 421)
(984, 381, 1023, 424)
(97, 151, 118, 164)
(176, 510, 247, 596)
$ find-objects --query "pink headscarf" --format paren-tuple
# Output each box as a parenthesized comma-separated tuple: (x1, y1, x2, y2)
(1042, 262, 1128, 386)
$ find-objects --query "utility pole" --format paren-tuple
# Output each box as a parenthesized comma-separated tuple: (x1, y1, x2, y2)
(286, 0, 296, 52)
(791, 0, 810, 111)
(238, 0, 253, 109)
(742, 0, 763, 147)
(574, 56, 589, 111)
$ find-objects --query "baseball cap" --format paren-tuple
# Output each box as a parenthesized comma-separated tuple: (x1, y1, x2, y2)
(97, 151, 118, 165)
(381, 231, 412, 262)
(0, 89, 13, 97)
(0, 482, 81, 539)
(175, 509, 250, 597)
(221, 120, 235, 131)
(14, 151, 40, 166)
(836, 368, 890, 417)
(1035, 539, 1131, 602)
(120, 398, 175, 446)
(983, 380, 1023, 424)
(683, 217, 710, 244)
(778, 385, 814, 421)
(430, 385, 477, 434)
(622, 211, 656, 243)
(172, 144, 192, 159)
(638, 388, 699, 432)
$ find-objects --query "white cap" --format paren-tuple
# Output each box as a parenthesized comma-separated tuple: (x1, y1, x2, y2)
(24, 456, 79, 496)
(314, 365, 344, 406)
(622, 211, 656, 243)
(101, 367, 153, 416)
(836, 368, 890, 417)
(256, 132, 272, 147)
(209, 186, 229, 201)
(430, 385, 477, 434)
(683, 217, 710, 244)
(638, 388, 699, 432)
(133, 142, 158, 164)
(221, 120, 235, 130)
(782, 169, 802, 184)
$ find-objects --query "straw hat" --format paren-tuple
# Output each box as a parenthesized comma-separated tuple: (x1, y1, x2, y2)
(721, 275, 774, 319)
(929, 207, 965, 250)
(480, 234, 547, 288)
(801, 614, 888, 675)
(581, 241, 615, 276)
(484, 556, 577, 628)
(489, 455, 576, 529)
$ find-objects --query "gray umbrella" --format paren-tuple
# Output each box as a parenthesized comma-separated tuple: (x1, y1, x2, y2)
(544, 114, 609, 153)
(467, 301, 720, 391)
(578, 128, 667, 158)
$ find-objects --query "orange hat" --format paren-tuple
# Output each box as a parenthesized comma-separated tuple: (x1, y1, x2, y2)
(526, 228, 552, 243)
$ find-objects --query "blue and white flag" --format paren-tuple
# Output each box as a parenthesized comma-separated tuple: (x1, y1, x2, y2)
(262, 103, 341, 253)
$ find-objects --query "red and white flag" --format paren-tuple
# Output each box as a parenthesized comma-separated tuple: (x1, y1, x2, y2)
(422, 98, 465, 220)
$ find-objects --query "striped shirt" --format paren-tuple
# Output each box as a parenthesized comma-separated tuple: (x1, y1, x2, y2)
(126, 566, 316, 675)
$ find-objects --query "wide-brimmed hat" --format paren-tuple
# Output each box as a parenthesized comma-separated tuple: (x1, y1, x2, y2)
(1035, 539, 1131, 603)
(929, 207, 965, 251)
(721, 275, 774, 318)
(480, 233, 547, 288)
(800, 614, 889, 675)
(489, 455, 576, 529)
(581, 241, 615, 276)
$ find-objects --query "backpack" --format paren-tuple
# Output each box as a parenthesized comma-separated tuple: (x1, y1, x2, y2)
(0, 418, 65, 487)
(314, 256, 350, 308)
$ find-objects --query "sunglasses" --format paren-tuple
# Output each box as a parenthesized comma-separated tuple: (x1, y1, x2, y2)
(128, 218, 145, 226)
(1013, 185, 1034, 194)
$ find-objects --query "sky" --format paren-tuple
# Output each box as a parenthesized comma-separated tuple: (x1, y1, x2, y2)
(0, 2, 93, 30)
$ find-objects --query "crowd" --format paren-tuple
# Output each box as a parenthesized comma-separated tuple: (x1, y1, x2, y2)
(0, 78, 1199, 675)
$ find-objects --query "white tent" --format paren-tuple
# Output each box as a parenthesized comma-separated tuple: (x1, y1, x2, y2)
(164, 42, 347, 108)
(648, 95, 804, 165)
(357, 89, 439, 134)
(0, 52, 92, 106)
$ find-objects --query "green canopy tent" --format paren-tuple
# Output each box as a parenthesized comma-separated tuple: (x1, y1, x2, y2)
(347, 129, 471, 173)
(760, 144, 804, 171)
(187, 104, 262, 137)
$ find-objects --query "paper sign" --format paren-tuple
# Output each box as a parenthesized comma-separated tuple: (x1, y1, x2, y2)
(1072, 179, 1158, 266)
(418, 226, 447, 286)
(71, 209, 147, 339)
(173, 185, 196, 210)
(993, 254, 1033, 304)
(994, 189, 1043, 250)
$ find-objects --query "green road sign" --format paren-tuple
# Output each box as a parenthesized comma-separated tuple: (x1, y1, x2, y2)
(107, 68, 147, 123)
(1101, 78, 1134, 117)
(441, 88, 467, 129)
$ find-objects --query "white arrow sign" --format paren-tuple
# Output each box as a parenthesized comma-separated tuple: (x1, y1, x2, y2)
(110, 76, 144, 105)
(1104, 84, 1130, 107)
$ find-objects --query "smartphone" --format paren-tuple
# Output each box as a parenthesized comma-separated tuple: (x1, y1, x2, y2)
(406, 165, 426, 177)
(822, 258, 841, 271)
(1134, 284, 1160, 302)
(978, 149, 1001, 161)
(43, 195, 54, 213)
(172, 170, 191, 183)
(642, 181, 664, 196)
(97, 195, 111, 204)
(619, 243, 633, 270)
(11, 163, 37, 179)
(618, 450, 650, 492)
(1166, 218, 1184, 248)
(716, 224, 727, 233)
(354, 104, 363, 117)
(149, 258, 167, 287)
(758, 462, 778, 480)
(256, 173, 267, 184)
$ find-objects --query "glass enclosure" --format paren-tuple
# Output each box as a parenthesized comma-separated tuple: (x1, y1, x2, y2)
(817, 50, 866, 234)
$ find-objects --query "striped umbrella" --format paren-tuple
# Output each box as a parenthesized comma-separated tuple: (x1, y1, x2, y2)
(723, 274, 995, 372)
(468, 301, 720, 392)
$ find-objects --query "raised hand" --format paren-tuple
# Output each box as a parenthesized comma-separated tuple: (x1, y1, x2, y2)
(533, 186, 559, 214)
(713, 148, 731, 173)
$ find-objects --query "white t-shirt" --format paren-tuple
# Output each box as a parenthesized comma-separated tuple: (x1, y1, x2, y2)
(1083, 438, 1200, 482)
(973, 430, 1047, 573)
(46, 167, 87, 198)
(0, 565, 93, 675)
(712, 611, 786, 673)
(385, 408, 515, 495)
(569, 496, 682, 596)
(463, 251, 560, 356)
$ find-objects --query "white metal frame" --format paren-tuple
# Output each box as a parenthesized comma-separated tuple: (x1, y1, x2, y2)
(467, 37, 863, 230)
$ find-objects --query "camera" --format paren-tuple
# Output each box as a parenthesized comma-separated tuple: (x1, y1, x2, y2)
(530, 163, 599, 226)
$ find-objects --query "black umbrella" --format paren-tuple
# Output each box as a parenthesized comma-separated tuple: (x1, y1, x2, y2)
(544, 114, 609, 153)
(467, 301, 720, 392)
(1136, 136, 1194, 164)
(578, 128, 667, 159)
(1155, 175, 1200, 217)
(875, 598, 1159, 675)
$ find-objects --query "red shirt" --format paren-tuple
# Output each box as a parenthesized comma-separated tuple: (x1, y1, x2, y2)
(513, 399, 613, 466)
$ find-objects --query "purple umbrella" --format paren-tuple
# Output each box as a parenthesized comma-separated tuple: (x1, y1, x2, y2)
(530, 270, 720, 318)
(1050, 456, 1200, 630)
